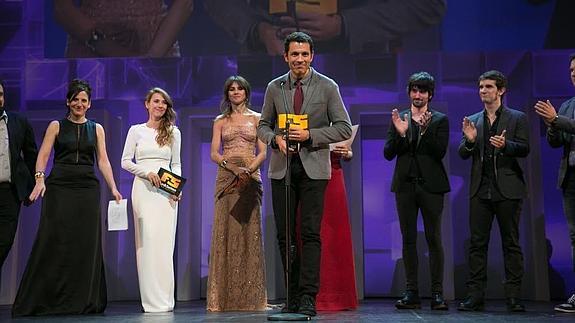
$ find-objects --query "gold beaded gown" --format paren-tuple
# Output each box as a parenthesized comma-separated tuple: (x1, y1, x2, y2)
(65, 0, 180, 57)
(206, 119, 267, 311)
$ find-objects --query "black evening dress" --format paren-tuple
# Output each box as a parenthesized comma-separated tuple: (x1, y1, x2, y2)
(12, 118, 106, 316)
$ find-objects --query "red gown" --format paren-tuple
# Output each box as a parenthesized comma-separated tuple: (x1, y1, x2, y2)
(316, 153, 358, 311)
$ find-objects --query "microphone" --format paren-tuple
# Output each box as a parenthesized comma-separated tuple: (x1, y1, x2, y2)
(279, 79, 297, 153)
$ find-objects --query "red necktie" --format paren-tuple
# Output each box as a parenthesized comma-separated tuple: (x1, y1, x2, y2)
(293, 80, 303, 115)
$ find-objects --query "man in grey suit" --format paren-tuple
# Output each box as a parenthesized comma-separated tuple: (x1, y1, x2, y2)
(257, 32, 352, 317)
(457, 70, 529, 312)
(534, 53, 575, 313)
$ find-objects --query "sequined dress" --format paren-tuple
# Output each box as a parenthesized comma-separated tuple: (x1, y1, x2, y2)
(65, 0, 180, 57)
(206, 119, 267, 311)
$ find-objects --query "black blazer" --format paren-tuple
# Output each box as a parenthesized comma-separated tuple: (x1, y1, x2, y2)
(546, 96, 575, 189)
(384, 108, 450, 194)
(6, 111, 38, 203)
(458, 106, 529, 199)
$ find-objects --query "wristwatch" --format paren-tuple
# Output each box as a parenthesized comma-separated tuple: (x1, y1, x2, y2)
(85, 29, 106, 52)
(220, 160, 228, 168)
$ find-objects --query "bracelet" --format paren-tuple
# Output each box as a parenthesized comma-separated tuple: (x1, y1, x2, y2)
(219, 159, 228, 168)
(34, 171, 45, 179)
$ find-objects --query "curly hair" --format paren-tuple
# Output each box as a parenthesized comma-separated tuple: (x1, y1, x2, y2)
(145, 87, 176, 146)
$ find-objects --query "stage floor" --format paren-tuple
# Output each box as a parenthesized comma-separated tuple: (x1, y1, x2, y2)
(1, 299, 573, 322)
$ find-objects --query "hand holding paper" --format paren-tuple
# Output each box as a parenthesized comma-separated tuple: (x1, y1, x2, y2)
(108, 199, 128, 231)
(330, 125, 359, 151)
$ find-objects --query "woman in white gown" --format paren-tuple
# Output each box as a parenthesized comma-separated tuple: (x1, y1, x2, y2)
(121, 87, 181, 312)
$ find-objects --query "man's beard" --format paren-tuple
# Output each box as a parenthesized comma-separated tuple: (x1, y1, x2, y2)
(412, 99, 426, 108)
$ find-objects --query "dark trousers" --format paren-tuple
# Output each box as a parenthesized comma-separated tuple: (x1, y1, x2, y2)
(271, 156, 328, 298)
(395, 182, 445, 293)
(467, 197, 524, 298)
(0, 183, 22, 291)
(562, 168, 575, 272)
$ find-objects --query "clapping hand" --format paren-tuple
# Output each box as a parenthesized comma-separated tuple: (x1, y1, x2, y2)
(462, 117, 477, 143)
(391, 109, 409, 137)
(489, 129, 506, 149)
(415, 111, 432, 133)
(534, 100, 557, 125)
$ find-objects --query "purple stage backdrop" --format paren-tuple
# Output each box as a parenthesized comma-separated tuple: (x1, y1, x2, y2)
(1, 0, 574, 305)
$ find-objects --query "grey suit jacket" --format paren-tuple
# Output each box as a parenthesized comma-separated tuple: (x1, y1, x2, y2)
(257, 68, 352, 180)
(547, 96, 575, 188)
(458, 106, 530, 199)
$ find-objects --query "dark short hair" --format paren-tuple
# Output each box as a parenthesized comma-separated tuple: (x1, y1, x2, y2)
(66, 79, 92, 101)
(220, 75, 252, 117)
(569, 53, 575, 65)
(0, 78, 5, 90)
(478, 70, 507, 91)
(284, 32, 314, 54)
(407, 72, 435, 100)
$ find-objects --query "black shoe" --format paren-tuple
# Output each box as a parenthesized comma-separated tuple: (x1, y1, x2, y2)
(554, 294, 575, 313)
(431, 292, 449, 310)
(457, 296, 485, 311)
(298, 294, 316, 317)
(281, 297, 299, 313)
(395, 290, 421, 309)
(506, 298, 525, 312)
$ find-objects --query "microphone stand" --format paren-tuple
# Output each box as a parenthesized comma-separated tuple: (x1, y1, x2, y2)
(268, 80, 310, 321)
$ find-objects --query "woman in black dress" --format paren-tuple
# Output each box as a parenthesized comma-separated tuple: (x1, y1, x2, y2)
(12, 79, 122, 316)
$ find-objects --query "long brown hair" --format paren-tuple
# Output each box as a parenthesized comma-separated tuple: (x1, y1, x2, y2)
(219, 75, 252, 118)
(145, 87, 176, 146)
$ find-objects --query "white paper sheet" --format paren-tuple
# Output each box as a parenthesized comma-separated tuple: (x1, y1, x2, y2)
(330, 124, 359, 151)
(108, 199, 128, 231)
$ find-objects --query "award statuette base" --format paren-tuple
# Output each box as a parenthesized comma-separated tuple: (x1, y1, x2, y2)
(267, 312, 311, 321)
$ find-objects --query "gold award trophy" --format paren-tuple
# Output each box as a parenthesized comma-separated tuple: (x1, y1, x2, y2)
(278, 113, 309, 153)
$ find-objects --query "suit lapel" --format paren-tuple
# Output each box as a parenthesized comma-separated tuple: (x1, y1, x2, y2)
(415, 109, 434, 149)
(495, 107, 509, 137)
(6, 112, 18, 160)
(564, 100, 575, 143)
(476, 111, 485, 159)
(300, 69, 317, 116)
(407, 110, 414, 144)
(280, 73, 294, 114)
